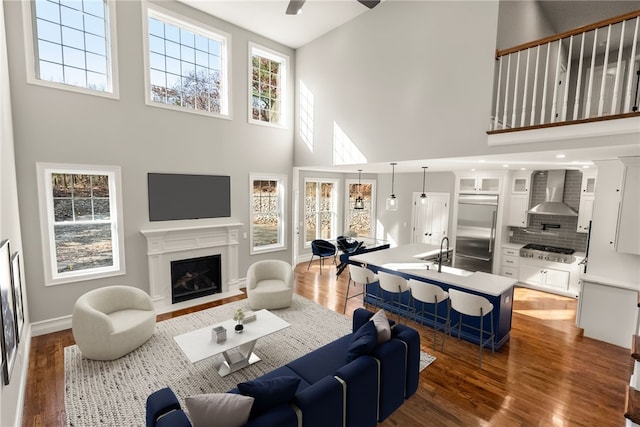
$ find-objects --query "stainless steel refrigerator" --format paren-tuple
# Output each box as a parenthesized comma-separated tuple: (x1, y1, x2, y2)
(454, 194, 498, 273)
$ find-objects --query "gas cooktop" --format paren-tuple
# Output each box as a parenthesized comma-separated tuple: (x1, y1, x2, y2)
(520, 244, 576, 263)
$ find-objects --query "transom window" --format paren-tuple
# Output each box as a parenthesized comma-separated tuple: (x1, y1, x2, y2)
(304, 179, 338, 245)
(37, 163, 125, 286)
(250, 174, 286, 254)
(25, 0, 118, 97)
(250, 43, 288, 127)
(143, 4, 229, 117)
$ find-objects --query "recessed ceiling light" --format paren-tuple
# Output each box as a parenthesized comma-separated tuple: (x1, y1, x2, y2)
(583, 165, 590, 169)
(556, 154, 566, 159)
(478, 160, 486, 163)
(471, 168, 476, 171)
(520, 167, 526, 171)
(502, 164, 509, 168)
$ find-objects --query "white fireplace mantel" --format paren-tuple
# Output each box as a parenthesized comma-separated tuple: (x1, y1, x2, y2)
(141, 219, 243, 313)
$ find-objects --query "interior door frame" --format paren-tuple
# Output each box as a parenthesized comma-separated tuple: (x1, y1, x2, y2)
(411, 191, 451, 245)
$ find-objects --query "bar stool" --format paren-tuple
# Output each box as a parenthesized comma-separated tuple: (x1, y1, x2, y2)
(344, 264, 378, 313)
(446, 288, 495, 368)
(408, 279, 449, 351)
(377, 271, 414, 324)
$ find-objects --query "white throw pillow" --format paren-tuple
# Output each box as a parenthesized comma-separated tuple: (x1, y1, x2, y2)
(185, 393, 254, 427)
(370, 309, 392, 344)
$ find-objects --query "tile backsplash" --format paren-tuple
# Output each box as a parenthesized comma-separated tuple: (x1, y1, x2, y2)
(510, 170, 588, 252)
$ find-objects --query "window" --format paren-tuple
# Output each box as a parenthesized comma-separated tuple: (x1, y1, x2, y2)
(250, 43, 288, 127)
(24, 0, 119, 97)
(345, 179, 376, 238)
(143, 4, 230, 117)
(250, 174, 286, 254)
(304, 179, 338, 244)
(299, 81, 314, 150)
(37, 163, 125, 286)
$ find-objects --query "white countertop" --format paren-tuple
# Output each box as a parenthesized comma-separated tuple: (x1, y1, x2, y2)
(351, 243, 516, 296)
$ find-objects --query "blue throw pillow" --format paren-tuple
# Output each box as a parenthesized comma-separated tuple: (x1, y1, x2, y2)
(237, 376, 301, 417)
(345, 320, 377, 362)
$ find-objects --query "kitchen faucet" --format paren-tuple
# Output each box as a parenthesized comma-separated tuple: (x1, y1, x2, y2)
(438, 236, 449, 273)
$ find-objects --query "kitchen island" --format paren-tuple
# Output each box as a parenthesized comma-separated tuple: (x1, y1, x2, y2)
(351, 243, 516, 349)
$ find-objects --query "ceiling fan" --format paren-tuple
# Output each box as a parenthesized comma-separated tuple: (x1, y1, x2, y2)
(286, 0, 381, 15)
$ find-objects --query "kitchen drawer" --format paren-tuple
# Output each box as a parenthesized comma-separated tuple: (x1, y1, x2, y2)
(502, 255, 520, 267)
(502, 247, 520, 257)
(500, 266, 519, 279)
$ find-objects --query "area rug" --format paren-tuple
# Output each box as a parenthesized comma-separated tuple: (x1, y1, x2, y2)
(64, 294, 435, 426)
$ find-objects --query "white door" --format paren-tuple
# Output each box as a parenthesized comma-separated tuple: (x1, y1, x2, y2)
(412, 192, 450, 245)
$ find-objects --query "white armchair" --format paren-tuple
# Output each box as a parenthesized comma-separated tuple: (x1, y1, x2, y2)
(72, 285, 156, 361)
(246, 260, 294, 310)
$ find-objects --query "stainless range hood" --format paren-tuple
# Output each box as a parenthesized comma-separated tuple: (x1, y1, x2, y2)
(527, 170, 578, 216)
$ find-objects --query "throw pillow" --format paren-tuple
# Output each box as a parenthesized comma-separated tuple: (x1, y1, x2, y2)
(237, 376, 301, 417)
(185, 393, 254, 427)
(370, 309, 392, 344)
(345, 319, 377, 362)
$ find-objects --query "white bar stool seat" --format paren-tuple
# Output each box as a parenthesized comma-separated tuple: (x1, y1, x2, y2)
(344, 264, 378, 313)
(377, 271, 414, 324)
(408, 279, 449, 351)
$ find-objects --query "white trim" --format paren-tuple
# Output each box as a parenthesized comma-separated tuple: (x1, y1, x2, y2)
(248, 41, 289, 128)
(22, 0, 120, 99)
(141, 1, 232, 119)
(36, 163, 126, 286)
(249, 173, 288, 255)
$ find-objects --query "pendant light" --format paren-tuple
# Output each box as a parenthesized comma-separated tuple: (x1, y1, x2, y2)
(354, 169, 365, 210)
(419, 166, 428, 205)
(386, 162, 398, 211)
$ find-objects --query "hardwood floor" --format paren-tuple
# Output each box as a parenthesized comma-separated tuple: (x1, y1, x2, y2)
(23, 262, 631, 426)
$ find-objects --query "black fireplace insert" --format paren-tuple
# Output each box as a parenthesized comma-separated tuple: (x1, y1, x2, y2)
(170, 254, 221, 303)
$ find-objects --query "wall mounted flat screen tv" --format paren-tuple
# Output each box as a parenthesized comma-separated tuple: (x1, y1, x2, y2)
(148, 173, 231, 221)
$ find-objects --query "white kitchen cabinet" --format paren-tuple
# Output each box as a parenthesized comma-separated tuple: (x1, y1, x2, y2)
(576, 195, 594, 233)
(457, 176, 501, 194)
(616, 157, 640, 255)
(519, 259, 579, 297)
(507, 194, 529, 227)
(577, 169, 596, 233)
(511, 171, 531, 195)
(499, 247, 520, 279)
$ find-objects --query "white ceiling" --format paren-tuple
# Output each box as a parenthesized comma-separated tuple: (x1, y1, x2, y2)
(176, 0, 640, 174)
(178, 0, 371, 48)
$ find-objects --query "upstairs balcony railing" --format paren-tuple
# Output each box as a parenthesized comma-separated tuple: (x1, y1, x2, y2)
(489, 10, 640, 133)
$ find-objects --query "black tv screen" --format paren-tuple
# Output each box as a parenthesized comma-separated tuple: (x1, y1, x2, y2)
(148, 173, 231, 221)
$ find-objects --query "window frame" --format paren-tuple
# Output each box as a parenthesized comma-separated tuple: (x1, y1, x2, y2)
(22, 0, 120, 99)
(249, 173, 287, 255)
(141, 2, 232, 119)
(248, 42, 288, 128)
(36, 162, 126, 286)
(304, 178, 339, 247)
(344, 178, 377, 238)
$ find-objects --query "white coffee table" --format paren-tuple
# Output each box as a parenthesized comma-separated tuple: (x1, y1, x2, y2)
(174, 309, 290, 377)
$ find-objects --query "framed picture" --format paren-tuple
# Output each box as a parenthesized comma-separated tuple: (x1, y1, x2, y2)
(0, 240, 17, 385)
(11, 252, 24, 342)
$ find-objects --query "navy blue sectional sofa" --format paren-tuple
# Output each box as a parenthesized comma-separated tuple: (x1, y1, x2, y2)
(146, 308, 421, 427)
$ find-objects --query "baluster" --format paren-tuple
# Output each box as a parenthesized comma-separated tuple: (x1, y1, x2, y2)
(611, 20, 626, 115)
(521, 48, 531, 127)
(573, 32, 586, 120)
(511, 51, 521, 128)
(494, 55, 503, 130)
(624, 17, 639, 112)
(597, 25, 612, 116)
(585, 27, 599, 119)
(550, 39, 563, 123)
(561, 35, 573, 121)
(530, 45, 541, 126)
(540, 42, 551, 124)
(502, 54, 511, 128)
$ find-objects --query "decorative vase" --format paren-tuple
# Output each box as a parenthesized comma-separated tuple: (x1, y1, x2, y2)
(235, 322, 244, 334)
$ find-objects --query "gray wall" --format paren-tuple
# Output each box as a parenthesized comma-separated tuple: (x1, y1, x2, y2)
(3, 0, 295, 324)
(1, 0, 29, 423)
(293, 1, 501, 168)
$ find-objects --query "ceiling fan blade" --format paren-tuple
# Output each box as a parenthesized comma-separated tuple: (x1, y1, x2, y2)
(286, 0, 306, 15)
(357, 0, 381, 9)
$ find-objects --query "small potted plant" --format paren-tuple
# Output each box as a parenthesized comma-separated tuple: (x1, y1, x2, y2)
(233, 308, 245, 333)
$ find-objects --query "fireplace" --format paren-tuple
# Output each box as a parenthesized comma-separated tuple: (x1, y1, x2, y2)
(171, 255, 221, 303)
